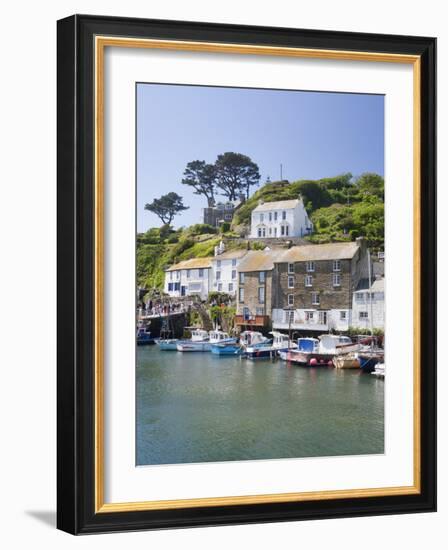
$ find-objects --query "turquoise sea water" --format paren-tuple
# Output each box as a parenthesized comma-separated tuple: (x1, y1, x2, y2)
(136, 347, 384, 465)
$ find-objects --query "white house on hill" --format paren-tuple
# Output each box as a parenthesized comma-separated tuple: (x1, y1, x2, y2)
(164, 258, 212, 300)
(250, 198, 312, 239)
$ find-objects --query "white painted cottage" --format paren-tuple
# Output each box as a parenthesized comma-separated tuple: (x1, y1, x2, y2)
(210, 246, 248, 296)
(250, 198, 312, 239)
(352, 277, 385, 331)
(164, 257, 212, 300)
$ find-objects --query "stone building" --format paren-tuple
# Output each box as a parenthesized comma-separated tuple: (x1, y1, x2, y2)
(234, 249, 283, 329)
(250, 198, 313, 239)
(202, 201, 239, 227)
(271, 238, 369, 332)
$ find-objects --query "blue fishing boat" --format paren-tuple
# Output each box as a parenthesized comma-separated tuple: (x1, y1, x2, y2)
(176, 329, 210, 352)
(136, 327, 156, 346)
(157, 339, 179, 351)
(211, 341, 241, 356)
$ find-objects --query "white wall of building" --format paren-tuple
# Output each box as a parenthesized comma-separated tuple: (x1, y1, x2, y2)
(352, 290, 385, 330)
(164, 268, 212, 300)
(211, 257, 239, 294)
(272, 308, 351, 332)
(250, 200, 312, 238)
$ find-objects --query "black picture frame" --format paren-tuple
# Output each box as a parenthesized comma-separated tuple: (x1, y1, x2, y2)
(57, 14, 436, 535)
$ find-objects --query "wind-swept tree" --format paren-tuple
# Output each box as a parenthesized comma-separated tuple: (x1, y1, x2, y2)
(215, 152, 260, 200)
(144, 192, 189, 226)
(182, 160, 217, 206)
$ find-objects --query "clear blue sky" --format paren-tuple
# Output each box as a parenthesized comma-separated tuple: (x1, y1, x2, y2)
(137, 83, 384, 232)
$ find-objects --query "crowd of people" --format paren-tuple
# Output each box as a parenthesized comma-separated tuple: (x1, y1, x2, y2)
(138, 299, 187, 318)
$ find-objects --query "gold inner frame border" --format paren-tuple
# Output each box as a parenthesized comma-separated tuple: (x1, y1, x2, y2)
(94, 35, 421, 514)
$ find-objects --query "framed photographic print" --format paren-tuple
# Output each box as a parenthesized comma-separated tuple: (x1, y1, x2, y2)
(57, 14, 436, 534)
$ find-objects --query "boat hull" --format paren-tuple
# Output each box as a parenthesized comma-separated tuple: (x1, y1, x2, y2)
(358, 353, 384, 372)
(279, 350, 334, 366)
(176, 341, 211, 352)
(211, 344, 242, 356)
(157, 339, 179, 351)
(333, 355, 361, 369)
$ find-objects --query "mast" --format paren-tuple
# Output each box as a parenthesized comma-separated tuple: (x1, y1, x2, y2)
(367, 248, 374, 337)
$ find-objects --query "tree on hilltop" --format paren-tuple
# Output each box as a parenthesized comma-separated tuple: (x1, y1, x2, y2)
(144, 192, 189, 226)
(181, 160, 217, 207)
(215, 152, 260, 201)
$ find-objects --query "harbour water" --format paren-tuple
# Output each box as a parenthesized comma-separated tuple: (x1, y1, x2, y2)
(136, 347, 384, 466)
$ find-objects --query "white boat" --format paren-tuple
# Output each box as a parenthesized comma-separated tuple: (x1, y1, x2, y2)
(239, 331, 269, 348)
(156, 339, 179, 351)
(371, 362, 385, 378)
(176, 329, 211, 352)
(209, 329, 237, 345)
(280, 335, 355, 366)
(245, 331, 297, 359)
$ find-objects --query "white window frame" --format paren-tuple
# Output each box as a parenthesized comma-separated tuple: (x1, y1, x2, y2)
(198, 268, 204, 278)
(232, 269, 237, 280)
(232, 259, 237, 267)
(305, 275, 313, 287)
(333, 273, 341, 287)
(306, 261, 315, 272)
(217, 283, 223, 292)
(288, 263, 294, 274)
(228, 283, 233, 292)
(259, 271, 266, 283)
(216, 271, 221, 280)
(258, 286, 265, 304)
(288, 275, 294, 289)
(239, 272, 245, 284)
(311, 292, 320, 305)
(282, 210, 286, 220)
(287, 293, 294, 306)
(340, 310, 347, 320)
(359, 311, 369, 320)
(333, 260, 341, 271)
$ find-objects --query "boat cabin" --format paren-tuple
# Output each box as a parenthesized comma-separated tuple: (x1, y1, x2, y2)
(191, 329, 209, 342)
(209, 330, 231, 343)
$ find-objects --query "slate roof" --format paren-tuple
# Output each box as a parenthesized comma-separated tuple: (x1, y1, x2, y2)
(165, 257, 213, 271)
(252, 199, 301, 212)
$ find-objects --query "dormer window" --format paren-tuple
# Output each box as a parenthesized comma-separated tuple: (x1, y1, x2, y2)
(306, 261, 315, 272)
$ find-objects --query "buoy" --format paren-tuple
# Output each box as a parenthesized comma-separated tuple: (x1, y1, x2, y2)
(309, 358, 318, 366)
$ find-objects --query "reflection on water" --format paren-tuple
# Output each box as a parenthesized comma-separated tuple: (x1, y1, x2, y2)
(136, 347, 384, 465)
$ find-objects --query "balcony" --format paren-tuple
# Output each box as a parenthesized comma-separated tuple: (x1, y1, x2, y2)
(272, 309, 329, 331)
(235, 315, 270, 327)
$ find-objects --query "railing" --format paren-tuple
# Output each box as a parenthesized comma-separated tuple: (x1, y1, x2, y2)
(235, 315, 269, 326)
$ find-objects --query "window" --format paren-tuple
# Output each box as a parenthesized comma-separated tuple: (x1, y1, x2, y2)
(169, 271, 173, 281)
(288, 263, 294, 274)
(216, 271, 221, 280)
(305, 311, 314, 322)
(260, 213, 264, 222)
(225, 213, 232, 220)
(274, 227, 277, 237)
(281, 225, 285, 236)
(359, 311, 368, 319)
(232, 259, 237, 267)
(274, 211, 278, 221)
(174, 282, 181, 291)
(239, 272, 245, 284)
(282, 210, 286, 220)
(340, 311, 347, 320)
(333, 273, 341, 287)
(305, 275, 313, 287)
(257, 228, 262, 237)
(187, 269, 191, 279)
(259, 271, 266, 283)
(258, 287, 265, 304)
(285, 225, 289, 236)
(198, 269, 204, 278)
(232, 270, 236, 279)
(176, 271, 180, 280)
(256, 307, 264, 316)
(333, 260, 341, 271)
(311, 292, 320, 305)
(168, 283, 173, 291)
(218, 283, 222, 292)
(269, 212, 272, 222)
(269, 228, 272, 236)
(285, 309, 294, 323)
(288, 275, 295, 289)
(287, 294, 294, 306)
(355, 292, 364, 302)
(228, 283, 233, 292)
(318, 311, 327, 324)
(306, 261, 315, 272)
(216, 260, 221, 268)
(239, 288, 245, 303)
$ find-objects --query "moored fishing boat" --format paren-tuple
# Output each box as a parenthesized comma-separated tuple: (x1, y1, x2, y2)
(157, 339, 179, 351)
(333, 353, 361, 369)
(136, 327, 156, 346)
(211, 342, 243, 356)
(239, 330, 269, 348)
(244, 331, 297, 359)
(280, 335, 354, 366)
(358, 350, 384, 372)
(371, 362, 385, 378)
(176, 328, 211, 352)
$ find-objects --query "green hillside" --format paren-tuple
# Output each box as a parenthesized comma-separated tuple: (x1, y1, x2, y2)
(137, 173, 384, 290)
